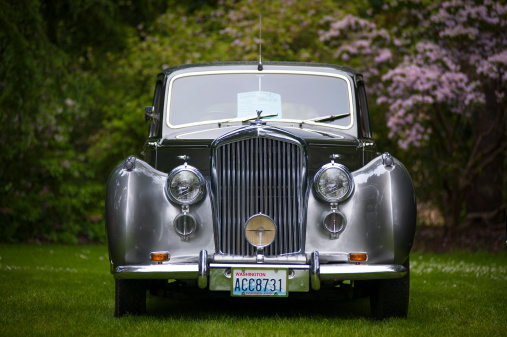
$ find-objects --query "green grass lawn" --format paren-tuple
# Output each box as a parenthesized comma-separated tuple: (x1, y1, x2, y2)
(1, 245, 506, 336)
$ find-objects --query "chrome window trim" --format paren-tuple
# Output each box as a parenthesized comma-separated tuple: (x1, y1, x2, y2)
(164, 70, 355, 130)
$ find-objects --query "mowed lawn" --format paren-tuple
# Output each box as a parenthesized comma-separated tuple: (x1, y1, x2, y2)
(0, 244, 506, 336)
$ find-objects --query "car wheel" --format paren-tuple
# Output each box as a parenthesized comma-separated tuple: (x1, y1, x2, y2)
(114, 279, 147, 317)
(369, 258, 410, 320)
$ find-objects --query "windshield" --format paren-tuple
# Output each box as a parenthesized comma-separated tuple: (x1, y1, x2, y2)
(167, 72, 352, 128)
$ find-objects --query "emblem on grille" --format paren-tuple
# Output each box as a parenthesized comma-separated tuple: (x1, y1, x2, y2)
(244, 213, 277, 249)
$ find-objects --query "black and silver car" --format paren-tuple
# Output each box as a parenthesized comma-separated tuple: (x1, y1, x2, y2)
(106, 62, 416, 319)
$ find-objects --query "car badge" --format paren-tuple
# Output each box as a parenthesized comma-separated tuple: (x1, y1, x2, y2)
(255, 110, 263, 125)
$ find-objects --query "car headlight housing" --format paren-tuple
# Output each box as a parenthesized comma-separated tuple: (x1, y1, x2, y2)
(166, 165, 206, 205)
(314, 163, 354, 203)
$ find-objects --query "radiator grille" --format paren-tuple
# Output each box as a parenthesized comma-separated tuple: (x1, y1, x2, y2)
(214, 137, 304, 256)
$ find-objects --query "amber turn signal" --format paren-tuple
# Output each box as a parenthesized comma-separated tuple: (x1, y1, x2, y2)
(150, 251, 170, 262)
(349, 253, 367, 262)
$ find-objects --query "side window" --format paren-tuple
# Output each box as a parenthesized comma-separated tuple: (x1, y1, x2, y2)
(148, 79, 164, 138)
(357, 82, 372, 139)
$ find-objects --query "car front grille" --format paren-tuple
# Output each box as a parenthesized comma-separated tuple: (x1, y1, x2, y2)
(214, 136, 305, 256)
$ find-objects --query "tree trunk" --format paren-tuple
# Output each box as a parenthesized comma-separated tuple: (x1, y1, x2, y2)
(465, 81, 507, 230)
(442, 189, 463, 236)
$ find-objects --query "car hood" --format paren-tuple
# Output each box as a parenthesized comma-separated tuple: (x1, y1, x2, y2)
(160, 124, 359, 147)
(156, 124, 362, 174)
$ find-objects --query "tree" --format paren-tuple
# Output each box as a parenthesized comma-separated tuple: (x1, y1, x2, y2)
(0, 0, 166, 242)
(5, 0, 502, 243)
(320, 0, 507, 233)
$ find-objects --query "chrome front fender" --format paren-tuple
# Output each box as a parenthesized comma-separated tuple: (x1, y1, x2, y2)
(305, 155, 416, 265)
(105, 158, 215, 269)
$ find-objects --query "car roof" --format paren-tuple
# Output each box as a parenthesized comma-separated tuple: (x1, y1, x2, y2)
(160, 61, 362, 77)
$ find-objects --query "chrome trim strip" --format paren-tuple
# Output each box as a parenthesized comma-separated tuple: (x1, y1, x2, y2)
(316, 252, 349, 263)
(210, 263, 310, 270)
(212, 253, 308, 264)
(112, 263, 406, 281)
(174, 125, 240, 139)
(164, 70, 355, 130)
(311, 251, 321, 290)
(198, 249, 208, 289)
(113, 264, 198, 279)
(319, 264, 407, 280)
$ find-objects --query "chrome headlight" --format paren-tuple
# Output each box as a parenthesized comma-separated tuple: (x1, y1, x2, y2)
(166, 165, 206, 205)
(314, 163, 354, 203)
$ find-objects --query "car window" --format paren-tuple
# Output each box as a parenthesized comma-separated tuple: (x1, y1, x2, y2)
(167, 73, 351, 128)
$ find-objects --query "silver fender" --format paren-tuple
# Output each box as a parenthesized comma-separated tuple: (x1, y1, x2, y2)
(305, 155, 416, 264)
(105, 158, 214, 269)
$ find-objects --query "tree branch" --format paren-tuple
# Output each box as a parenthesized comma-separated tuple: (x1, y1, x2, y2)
(463, 203, 506, 229)
(433, 104, 453, 155)
(459, 106, 507, 189)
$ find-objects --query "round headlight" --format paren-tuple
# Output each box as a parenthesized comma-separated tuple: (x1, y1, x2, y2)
(314, 163, 354, 203)
(244, 214, 277, 249)
(166, 165, 206, 205)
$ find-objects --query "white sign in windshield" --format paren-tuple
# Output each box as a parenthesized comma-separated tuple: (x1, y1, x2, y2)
(237, 91, 282, 118)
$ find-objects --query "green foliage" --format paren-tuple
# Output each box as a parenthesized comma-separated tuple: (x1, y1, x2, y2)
(1, 245, 506, 335)
(0, 0, 163, 242)
(1, 0, 80, 241)
(2, 0, 501, 242)
(1, 0, 361, 243)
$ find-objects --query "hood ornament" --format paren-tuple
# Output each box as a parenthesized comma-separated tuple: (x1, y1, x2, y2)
(253, 110, 264, 126)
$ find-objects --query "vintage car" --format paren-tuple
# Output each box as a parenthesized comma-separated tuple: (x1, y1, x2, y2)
(106, 61, 416, 319)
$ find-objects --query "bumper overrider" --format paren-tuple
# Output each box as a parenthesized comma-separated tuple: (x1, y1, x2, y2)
(112, 250, 407, 293)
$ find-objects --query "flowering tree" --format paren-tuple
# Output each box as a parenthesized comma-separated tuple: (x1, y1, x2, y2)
(320, 0, 507, 233)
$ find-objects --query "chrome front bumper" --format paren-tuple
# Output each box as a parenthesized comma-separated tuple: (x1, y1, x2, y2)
(112, 251, 407, 292)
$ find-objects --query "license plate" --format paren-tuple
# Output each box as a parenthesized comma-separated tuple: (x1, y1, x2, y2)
(231, 269, 288, 297)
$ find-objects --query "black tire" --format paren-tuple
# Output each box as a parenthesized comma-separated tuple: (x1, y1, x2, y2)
(369, 258, 410, 320)
(114, 279, 147, 317)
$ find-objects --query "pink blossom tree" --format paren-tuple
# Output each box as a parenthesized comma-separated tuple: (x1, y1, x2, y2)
(321, 0, 507, 233)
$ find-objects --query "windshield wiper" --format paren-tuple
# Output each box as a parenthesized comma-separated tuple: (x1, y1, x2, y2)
(303, 113, 350, 123)
(242, 112, 278, 123)
(219, 112, 278, 125)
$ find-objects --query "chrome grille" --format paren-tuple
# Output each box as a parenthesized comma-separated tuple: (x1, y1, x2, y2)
(214, 137, 304, 256)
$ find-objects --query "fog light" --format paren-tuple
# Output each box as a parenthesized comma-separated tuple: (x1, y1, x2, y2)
(349, 253, 368, 262)
(174, 213, 197, 236)
(323, 211, 346, 234)
(244, 213, 276, 248)
(150, 251, 170, 262)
